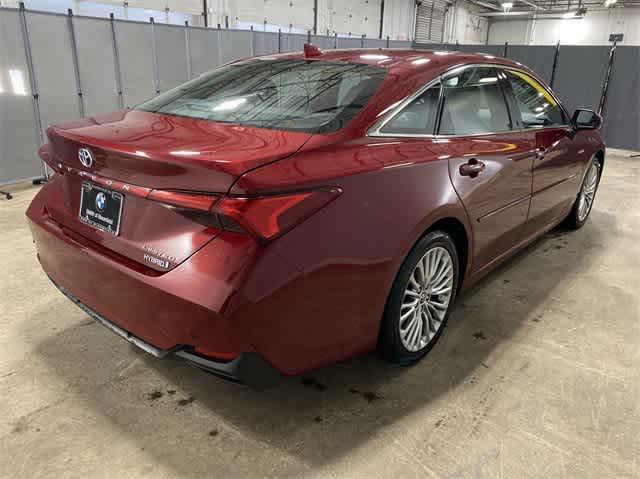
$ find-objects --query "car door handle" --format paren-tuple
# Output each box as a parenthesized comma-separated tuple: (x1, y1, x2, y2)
(459, 159, 485, 178)
(536, 147, 548, 159)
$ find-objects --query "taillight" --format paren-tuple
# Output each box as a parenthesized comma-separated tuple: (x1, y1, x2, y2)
(148, 188, 341, 243)
(147, 190, 219, 211)
(38, 143, 62, 175)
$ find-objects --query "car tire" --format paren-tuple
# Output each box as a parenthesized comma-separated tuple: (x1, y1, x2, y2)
(564, 156, 602, 230)
(379, 230, 459, 366)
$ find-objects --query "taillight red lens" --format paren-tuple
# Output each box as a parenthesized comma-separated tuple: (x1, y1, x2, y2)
(216, 188, 340, 242)
(148, 190, 219, 212)
(148, 187, 341, 242)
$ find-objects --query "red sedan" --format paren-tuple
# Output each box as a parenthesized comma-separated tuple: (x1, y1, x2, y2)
(27, 47, 604, 388)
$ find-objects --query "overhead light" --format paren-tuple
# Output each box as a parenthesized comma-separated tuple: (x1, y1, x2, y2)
(501, 2, 513, 11)
(604, 0, 617, 7)
(9, 69, 27, 96)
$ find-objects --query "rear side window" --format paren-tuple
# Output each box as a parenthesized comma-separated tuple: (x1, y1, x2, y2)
(438, 67, 512, 135)
(380, 84, 441, 135)
(505, 70, 566, 127)
(137, 59, 386, 134)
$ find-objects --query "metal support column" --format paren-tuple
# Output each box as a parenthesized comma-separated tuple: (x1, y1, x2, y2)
(503, 41, 508, 57)
(428, 0, 434, 41)
(313, 0, 318, 35)
(598, 40, 617, 117)
(549, 41, 560, 88)
(334, 32, 338, 48)
(203, 0, 208, 27)
(307, 30, 311, 44)
(361, 34, 365, 48)
(250, 26, 254, 56)
(278, 29, 282, 53)
(386, 35, 390, 48)
(217, 27, 223, 65)
(18, 2, 47, 183)
(150, 17, 160, 94)
(379, 0, 385, 39)
(66, 9, 85, 118)
(184, 21, 192, 80)
(109, 13, 124, 109)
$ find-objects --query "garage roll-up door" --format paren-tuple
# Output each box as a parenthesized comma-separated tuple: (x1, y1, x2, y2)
(415, 0, 448, 43)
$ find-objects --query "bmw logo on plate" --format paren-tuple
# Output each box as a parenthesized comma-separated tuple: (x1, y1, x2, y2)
(95, 192, 106, 211)
(78, 148, 94, 168)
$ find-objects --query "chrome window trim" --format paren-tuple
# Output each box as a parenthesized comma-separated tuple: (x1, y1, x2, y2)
(367, 62, 571, 139)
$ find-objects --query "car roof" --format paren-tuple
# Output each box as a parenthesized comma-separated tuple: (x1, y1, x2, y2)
(269, 48, 531, 77)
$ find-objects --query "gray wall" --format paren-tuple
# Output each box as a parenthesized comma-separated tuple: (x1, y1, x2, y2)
(1, 6, 635, 184)
(0, 7, 411, 185)
(414, 41, 636, 153)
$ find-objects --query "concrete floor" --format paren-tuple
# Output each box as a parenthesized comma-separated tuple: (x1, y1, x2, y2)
(1, 149, 639, 478)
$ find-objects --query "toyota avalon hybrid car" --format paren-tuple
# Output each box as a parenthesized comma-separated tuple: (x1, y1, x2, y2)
(26, 47, 604, 388)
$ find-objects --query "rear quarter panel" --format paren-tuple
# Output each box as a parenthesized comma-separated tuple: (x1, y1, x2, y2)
(231, 137, 472, 373)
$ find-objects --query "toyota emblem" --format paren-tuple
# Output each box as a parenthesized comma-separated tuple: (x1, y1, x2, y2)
(78, 148, 94, 168)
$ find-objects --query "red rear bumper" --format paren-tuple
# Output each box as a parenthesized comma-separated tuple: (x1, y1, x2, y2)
(26, 185, 286, 387)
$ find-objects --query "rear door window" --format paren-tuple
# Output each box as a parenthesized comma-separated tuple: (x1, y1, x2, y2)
(379, 83, 441, 135)
(438, 67, 512, 135)
(504, 69, 567, 128)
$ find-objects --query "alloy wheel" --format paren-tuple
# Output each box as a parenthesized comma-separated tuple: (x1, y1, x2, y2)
(577, 162, 600, 222)
(399, 246, 454, 352)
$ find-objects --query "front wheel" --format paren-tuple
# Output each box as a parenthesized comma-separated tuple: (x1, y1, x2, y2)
(379, 231, 459, 365)
(565, 157, 601, 229)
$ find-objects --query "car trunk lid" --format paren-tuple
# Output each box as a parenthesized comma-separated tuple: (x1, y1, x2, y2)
(42, 110, 312, 272)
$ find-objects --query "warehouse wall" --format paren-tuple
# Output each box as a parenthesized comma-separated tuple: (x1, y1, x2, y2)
(488, 8, 640, 46)
(445, 0, 488, 44)
(1, 0, 414, 39)
(0, 6, 412, 184)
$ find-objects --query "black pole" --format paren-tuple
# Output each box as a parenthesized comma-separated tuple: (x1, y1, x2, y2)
(202, 0, 208, 27)
(549, 41, 560, 88)
(278, 28, 281, 53)
(307, 30, 311, 43)
(379, 0, 385, 39)
(313, 0, 318, 35)
(503, 41, 508, 57)
(334, 32, 338, 48)
(598, 39, 617, 117)
(386, 35, 390, 48)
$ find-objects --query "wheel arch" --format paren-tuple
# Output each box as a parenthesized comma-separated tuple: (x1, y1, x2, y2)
(423, 217, 470, 292)
(594, 149, 605, 170)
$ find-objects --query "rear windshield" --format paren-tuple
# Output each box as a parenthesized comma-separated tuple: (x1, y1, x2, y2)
(137, 59, 387, 134)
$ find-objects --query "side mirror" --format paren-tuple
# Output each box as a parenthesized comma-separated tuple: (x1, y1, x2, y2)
(572, 109, 602, 130)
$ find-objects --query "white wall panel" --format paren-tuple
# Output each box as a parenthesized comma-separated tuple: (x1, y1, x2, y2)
(74, 16, 120, 117)
(220, 29, 252, 61)
(0, 9, 41, 184)
(115, 20, 155, 106)
(381, 0, 413, 41)
(156, 24, 188, 91)
(253, 31, 280, 55)
(190, 27, 222, 75)
(488, 8, 640, 46)
(26, 12, 80, 129)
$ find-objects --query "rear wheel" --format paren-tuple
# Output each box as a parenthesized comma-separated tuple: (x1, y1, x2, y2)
(565, 157, 601, 229)
(379, 231, 459, 365)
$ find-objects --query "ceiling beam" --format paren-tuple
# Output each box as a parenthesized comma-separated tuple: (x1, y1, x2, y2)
(518, 0, 546, 10)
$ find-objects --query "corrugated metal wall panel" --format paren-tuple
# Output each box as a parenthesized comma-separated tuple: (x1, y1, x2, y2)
(415, 0, 448, 43)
